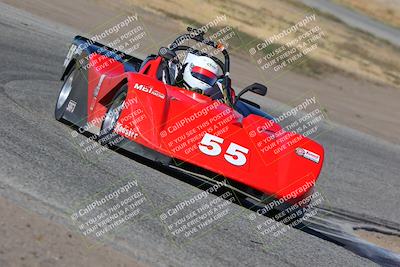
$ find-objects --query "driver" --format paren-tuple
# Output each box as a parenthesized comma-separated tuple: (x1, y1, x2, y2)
(176, 53, 225, 101)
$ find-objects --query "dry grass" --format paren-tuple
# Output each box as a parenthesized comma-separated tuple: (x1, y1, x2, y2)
(128, 0, 400, 88)
(334, 0, 400, 28)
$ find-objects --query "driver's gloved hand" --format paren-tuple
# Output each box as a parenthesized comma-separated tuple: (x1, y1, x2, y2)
(204, 83, 224, 100)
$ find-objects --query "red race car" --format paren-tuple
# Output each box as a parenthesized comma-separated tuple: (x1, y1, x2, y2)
(55, 28, 324, 212)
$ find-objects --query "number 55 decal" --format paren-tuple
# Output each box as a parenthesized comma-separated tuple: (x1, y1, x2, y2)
(199, 133, 249, 166)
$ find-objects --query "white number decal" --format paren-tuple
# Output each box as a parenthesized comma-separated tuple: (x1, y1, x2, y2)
(199, 133, 249, 166)
(199, 133, 224, 156)
(224, 143, 249, 166)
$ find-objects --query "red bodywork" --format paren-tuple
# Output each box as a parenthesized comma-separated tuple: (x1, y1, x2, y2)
(86, 53, 324, 202)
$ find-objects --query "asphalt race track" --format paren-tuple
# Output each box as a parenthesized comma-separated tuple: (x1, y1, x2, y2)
(0, 2, 399, 266)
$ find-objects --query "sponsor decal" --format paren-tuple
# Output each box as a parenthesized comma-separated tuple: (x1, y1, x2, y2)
(296, 147, 320, 163)
(114, 122, 138, 139)
(133, 83, 165, 99)
(295, 147, 305, 156)
(66, 100, 77, 113)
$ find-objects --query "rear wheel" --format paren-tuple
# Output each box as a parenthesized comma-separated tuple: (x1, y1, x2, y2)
(55, 67, 75, 121)
(99, 85, 128, 146)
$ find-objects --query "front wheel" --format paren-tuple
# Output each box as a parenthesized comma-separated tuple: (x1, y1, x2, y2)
(98, 85, 128, 146)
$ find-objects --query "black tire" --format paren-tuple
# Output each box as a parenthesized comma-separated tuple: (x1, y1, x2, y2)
(98, 85, 128, 146)
(55, 67, 75, 121)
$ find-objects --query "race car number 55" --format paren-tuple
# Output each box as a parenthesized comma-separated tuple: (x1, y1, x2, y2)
(199, 133, 249, 166)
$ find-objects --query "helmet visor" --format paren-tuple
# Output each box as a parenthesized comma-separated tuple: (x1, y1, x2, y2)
(191, 66, 217, 86)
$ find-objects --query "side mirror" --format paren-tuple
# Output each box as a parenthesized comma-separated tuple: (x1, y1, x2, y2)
(237, 83, 267, 99)
(158, 47, 177, 60)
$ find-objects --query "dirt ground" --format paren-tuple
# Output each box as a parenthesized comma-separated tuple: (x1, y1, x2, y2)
(0, 196, 142, 267)
(355, 229, 400, 254)
(334, 0, 400, 28)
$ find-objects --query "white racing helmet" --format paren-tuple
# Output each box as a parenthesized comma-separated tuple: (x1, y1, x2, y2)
(183, 53, 220, 91)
